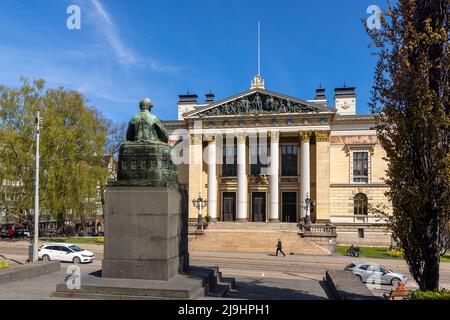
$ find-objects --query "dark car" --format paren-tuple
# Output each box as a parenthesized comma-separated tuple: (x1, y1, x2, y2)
(14, 229, 31, 238)
(0, 230, 9, 239)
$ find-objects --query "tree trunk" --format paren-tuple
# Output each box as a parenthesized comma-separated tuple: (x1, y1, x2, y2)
(420, 211, 441, 291)
(56, 212, 64, 235)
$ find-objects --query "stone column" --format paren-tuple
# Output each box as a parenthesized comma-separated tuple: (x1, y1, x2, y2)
(236, 133, 248, 221)
(188, 134, 203, 220)
(299, 131, 312, 220)
(315, 131, 331, 223)
(207, 136, 217, 221)
(269, 131, 280, 222)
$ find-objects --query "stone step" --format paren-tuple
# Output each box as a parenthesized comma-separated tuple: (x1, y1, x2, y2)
(208, 282, 231, 298)
(207, 222, 300, 231)
(52, 266, 235, 300)
(222, 277, 236, 289)
(54, 275, 204, 299)
(52, 286, 207, 300)
(189, 229, 330, 255)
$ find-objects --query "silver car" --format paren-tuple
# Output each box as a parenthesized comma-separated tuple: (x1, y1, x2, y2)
(345, 262, 408, 286)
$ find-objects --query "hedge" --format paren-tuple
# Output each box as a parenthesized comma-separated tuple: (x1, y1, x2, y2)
(409, 290, 450, 300)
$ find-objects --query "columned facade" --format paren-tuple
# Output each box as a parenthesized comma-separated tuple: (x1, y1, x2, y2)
(166, 85, 392, 247)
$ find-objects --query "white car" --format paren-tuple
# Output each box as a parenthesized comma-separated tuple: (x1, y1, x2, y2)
(38, 243, 95, 264)
(345, 262, 408, 286)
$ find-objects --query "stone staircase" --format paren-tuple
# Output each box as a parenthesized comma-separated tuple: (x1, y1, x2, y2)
(189, 222, 331, 255)
(52, 266, 235, 300)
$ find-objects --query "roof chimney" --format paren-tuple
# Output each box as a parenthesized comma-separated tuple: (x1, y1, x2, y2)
(178, 93, 198, 105)
(315, 88, 326, 100)
(334, 86, 356, 115)
(309, 87, 328, 106)
(205, 92, 215, 104)
(177, 92, 198, 120)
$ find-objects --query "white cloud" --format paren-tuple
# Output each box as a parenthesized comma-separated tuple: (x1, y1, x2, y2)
(87, 0, 179, 74)
(89, 0, 137, 66)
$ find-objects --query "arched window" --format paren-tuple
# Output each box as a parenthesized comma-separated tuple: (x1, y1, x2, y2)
(354, 193, 368, 215)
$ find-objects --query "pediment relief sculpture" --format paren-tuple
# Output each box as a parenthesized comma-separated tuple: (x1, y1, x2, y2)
(197, 93, 323, 117)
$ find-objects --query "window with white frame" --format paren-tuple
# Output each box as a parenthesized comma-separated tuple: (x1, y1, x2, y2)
(350, 150, 370, 183)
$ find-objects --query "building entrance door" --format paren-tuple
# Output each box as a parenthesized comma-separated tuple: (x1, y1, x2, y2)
(282, 192, 297, 222)
(252, 192, 266, 222)
(222, 192, 236, 221)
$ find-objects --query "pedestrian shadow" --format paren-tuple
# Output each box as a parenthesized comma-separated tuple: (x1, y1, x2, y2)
(267, 253, 290, 257)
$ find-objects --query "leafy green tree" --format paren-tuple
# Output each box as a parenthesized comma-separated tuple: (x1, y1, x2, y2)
(0, 78, 44, 228)
(366, 0, 449, 291)
(0, 78, 109, 234)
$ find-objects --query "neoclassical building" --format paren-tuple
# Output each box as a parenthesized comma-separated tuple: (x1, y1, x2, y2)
(164, 75, 392, 247)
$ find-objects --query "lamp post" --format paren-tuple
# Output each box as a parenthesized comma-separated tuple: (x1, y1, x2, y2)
(32, 111, 41, 262)
(192, 192, 207, 230)
(302, 193, 314, 231)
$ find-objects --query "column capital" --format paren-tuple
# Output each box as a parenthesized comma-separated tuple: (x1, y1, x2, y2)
(206, 135, 216, 144)
(236, 133, 247, 144)
(189, 134, 202, 145)
(269, 131, 280, 142)
(298, 130, 313, 143)
(315, 131, 331, 142)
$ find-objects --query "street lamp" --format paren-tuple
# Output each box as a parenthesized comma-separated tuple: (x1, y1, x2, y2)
(32, 111, 41, 262)
(192, 192, 207, 230)
(302, 193, 314, 231)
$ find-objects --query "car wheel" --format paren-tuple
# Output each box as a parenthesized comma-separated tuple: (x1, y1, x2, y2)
(73, 256, 81, 264)
(42, 255, 50, 262)
(391, 277, 401, 286)
(355, 274, 363, 282)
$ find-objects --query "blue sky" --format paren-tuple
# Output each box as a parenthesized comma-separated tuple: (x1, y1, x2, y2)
(0, 0, 384, 122)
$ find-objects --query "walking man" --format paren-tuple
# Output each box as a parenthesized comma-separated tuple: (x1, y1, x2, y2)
(275, 239, 286, 257)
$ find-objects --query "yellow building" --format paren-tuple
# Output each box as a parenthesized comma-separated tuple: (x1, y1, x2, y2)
(164, 75, 392, 249)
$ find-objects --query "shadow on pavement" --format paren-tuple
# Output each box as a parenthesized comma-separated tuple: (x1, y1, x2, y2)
(227, 277, 330, 300)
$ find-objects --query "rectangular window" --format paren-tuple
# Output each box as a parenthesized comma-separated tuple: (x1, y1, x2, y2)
(281, 145, 298, 176)
(222, 145, 237, 177)
(358, 228, 365, 238)
(250, 144, 269, 176)
(353, 152, 369, 183)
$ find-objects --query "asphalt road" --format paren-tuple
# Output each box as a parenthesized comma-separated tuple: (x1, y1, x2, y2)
(1, 240, 450, 299)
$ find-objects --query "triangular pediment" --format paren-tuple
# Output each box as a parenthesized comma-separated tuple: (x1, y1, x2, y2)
(184, 88, 334, 118)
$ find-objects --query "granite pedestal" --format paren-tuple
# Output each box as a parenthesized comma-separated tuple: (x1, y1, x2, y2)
(102, 186, 188, 281)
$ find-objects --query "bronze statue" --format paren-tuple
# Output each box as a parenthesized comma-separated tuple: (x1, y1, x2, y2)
(126, 98, 168, 143)
(115, 98, 177, 187)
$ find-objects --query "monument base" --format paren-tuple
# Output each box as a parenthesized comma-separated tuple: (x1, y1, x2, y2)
(102, 186, 188, 281)
(52, 266, 235, 300)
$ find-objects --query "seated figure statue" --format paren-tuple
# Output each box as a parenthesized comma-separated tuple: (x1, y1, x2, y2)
(126, 98, 168, 143)
(114, 98, 177, 187)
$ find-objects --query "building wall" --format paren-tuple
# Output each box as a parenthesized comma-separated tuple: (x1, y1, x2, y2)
(330, 186, 390, 218)
(335, 224, 392, 247)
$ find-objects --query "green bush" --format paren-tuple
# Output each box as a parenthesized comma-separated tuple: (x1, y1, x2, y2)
(409, 290, 450, 300)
